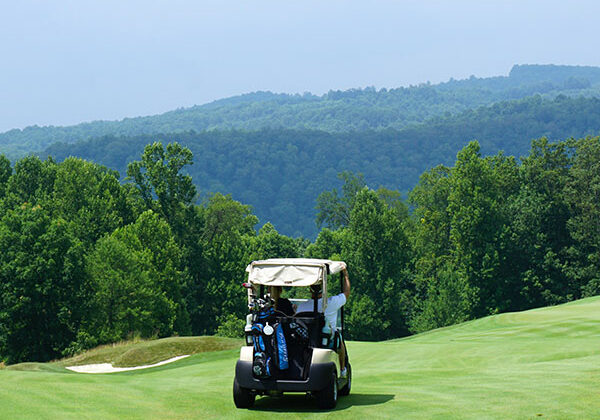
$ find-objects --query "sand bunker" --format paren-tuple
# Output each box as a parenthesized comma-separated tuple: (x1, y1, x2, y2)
(66, 355, 190, 373)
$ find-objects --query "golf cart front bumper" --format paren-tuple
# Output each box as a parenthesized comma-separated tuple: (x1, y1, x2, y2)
(235, 360, 335, 392)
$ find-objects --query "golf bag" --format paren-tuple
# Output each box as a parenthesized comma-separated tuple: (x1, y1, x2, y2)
(251, 319, 289, 378)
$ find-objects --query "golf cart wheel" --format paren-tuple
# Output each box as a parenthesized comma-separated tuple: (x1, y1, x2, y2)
(233, 377, 255, 408)
(316, 370, 338, 409)
(339, 363, 351, 396)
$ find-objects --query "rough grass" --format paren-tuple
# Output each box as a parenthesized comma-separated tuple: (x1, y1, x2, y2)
(4, 336, 242, 370)
(3, 297, 600, 419)
(56, 336, 243, 367)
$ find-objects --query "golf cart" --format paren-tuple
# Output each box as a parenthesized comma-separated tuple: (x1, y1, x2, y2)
(233, 258, 351, 409)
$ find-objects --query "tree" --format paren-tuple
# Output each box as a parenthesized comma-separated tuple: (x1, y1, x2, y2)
(564, 136, 600, 297)
(407, 164, 473, 332)
(0, 205, 85, 363)
(341, 188, 412, 339)
(51, 157, 134, 246)
(83, 210, 189, 346)
(2, 156, 56, 210)
(448, 141, 519, 316)
(126, 142, 196, 229)
(248, 222, 300, 261)
(408, 165, 453, 279)
(408, 261, 473, 333)
(305, 228, 347, 261)
(84, 235, 174, 345)
(507, 137, 574, 307)
(316, 172, 366, 229)
(187, 193, 257, 335)
(0, 154, 10, 199)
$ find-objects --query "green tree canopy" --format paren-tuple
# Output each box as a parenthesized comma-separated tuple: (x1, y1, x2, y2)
(126, 142, 196, 227)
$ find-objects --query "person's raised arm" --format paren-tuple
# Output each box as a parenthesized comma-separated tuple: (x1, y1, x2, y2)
(342, 268, 350, 299)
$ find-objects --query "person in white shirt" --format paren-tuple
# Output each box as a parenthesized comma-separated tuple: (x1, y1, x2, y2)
(295, 267, 351, 377)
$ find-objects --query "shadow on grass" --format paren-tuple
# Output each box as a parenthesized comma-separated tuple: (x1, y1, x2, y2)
(250, 393, 394, 413)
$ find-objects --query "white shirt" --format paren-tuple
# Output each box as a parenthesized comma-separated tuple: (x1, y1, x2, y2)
(295, 293, 347, 330)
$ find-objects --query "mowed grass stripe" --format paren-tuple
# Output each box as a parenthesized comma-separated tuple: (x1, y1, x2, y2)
(2, 297, 600, 419)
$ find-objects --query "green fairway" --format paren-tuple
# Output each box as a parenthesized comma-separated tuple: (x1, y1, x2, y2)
(3, 297, 600, 419)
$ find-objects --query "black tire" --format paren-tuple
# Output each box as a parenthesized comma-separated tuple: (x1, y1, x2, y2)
(233, 377, 255, 408)
(339, 363, 351, 396)
(316, 370, 338, 409)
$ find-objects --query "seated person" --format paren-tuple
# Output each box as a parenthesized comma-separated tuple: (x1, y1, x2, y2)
(271, 286, 295, 316)
(294, 265, 350, 377)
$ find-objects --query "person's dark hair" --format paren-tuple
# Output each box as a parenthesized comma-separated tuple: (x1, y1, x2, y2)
(310, 284, 322, 295)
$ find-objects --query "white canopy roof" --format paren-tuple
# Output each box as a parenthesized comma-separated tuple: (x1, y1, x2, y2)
(245, 258, 346, 287)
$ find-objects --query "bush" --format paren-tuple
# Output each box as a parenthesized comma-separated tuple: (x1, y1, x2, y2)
(409, 265, 474, 333)
(216, 314, 245, 338)
(345, 295, 387, 341)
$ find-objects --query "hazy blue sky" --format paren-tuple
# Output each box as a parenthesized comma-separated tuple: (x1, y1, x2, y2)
(1, 0, 599, 131)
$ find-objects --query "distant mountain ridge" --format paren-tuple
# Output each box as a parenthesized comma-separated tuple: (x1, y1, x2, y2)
(509, 64, 600, 84)
(43, 94, 600, 237)
(2, 64, 600, 160)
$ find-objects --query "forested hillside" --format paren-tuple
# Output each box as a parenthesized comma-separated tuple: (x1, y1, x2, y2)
(1, 136, 599, 364)
(44, 95, 600, 237)
(2, 64, 600, 159)
(3, 65, 600, 363)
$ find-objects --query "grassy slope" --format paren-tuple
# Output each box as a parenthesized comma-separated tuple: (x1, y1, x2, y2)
(55, 336, 242, 368)
(2, 298, 600, 419)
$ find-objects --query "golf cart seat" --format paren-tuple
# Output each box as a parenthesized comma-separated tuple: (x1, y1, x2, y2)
(283, 312, 324, 347)
(294, 311, 320, 318)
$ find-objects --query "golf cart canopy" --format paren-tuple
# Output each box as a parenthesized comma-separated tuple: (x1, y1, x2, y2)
(246, 258, 346, 287)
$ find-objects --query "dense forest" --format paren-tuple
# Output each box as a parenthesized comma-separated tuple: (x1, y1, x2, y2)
(2, 64, 600, 160)
(1, 136, 599, 364)
(44, 95, 600, 237)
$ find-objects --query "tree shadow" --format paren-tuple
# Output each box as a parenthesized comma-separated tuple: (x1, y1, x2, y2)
(250, 393, 395, 413)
